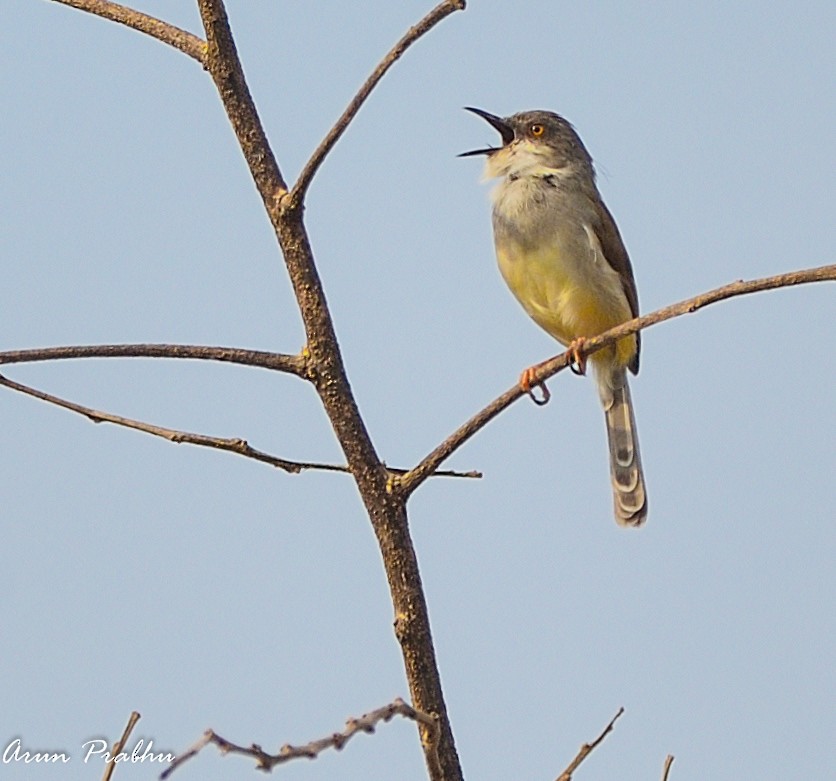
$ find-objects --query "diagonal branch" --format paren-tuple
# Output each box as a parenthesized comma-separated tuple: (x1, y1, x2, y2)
(160, 698, 438, 779)
(195, 4, 466, 778)
(291, 0, 467, 202)
(398, 263, 836, 497)
(49, 0, 207, 64)
(102, 711, 141, 781)
(1, 372, 479, 479)
(0, 371, 333, 473)
(198, 0, 288, 199)
(661, 755, 675, 781)
(0, 344, 307, 376)
(555, 708, 624, 781)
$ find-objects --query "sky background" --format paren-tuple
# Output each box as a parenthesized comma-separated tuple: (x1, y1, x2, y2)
(2, 2, 834, 780)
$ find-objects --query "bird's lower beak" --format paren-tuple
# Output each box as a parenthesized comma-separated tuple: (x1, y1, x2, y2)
(459, 107, 515, 157)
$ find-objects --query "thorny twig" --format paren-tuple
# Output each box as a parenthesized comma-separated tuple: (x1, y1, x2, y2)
(160, 698, 438, 779)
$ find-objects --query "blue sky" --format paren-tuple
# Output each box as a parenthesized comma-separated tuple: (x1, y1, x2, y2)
(2, 2, 834, 780)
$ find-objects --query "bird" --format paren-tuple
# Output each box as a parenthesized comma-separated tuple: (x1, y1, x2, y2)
(461, 107, 647, 526)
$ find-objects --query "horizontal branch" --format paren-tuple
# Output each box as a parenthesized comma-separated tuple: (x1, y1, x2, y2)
(49, 0, 207, 64)
(160, 698, 438, 779)
(556, 707, 623, 781)
(0, 344, 307, 377)
(291, 0, 466, 201)
(398, 263, 836, 496)
(0, 371, 478, 479)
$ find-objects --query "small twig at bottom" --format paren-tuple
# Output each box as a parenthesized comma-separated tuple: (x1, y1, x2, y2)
(102, 711, 141, 781)
(555, 707, 624, 781)
(661, 754, 675, 780)
(160, 698, 438, 779)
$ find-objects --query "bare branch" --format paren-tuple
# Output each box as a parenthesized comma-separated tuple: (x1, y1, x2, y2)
(0, 344, 307, 376)
(292, 0, 467, 201)
(102, 711, 141, 781)
(197, 0, 288, 198)
(160, 698, 438, 779)
(0, 371, 326, 473)
(399, 263, 836, 496)
(0, 372, 478, 479)
(191, 4, 467, 778)
(389, 465, 480, 480)
(661, 755, 675, 781)
(555, 708, 624, 781)
(49, 0, 206, 64)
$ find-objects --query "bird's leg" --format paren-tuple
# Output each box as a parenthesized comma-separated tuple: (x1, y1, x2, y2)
(519, 337, 589, 405)
(568, 337, 588, 376)
(519, 363, 551, 406)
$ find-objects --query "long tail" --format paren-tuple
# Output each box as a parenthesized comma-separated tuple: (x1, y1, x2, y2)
(598, 368, 647, 526)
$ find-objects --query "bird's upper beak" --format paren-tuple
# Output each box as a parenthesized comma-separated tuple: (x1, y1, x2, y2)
(458, 107, 514, 157)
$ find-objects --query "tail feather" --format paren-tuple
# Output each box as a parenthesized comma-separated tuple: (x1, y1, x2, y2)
(598, 368, 647, 526)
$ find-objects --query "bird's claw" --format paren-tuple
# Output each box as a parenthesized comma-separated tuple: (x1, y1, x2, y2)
(568, 338, 588, 376)
(520, 366, 551, 406)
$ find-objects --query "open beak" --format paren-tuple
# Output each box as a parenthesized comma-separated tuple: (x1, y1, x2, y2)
(458, 107, 515, 157)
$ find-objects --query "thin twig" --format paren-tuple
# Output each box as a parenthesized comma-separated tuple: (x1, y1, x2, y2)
(49, 0, 206, 64)
(291, 0, 467, 202)
(160, 698, 438, 779)
(398, 263, 836, 497)
(0, 372, 479, 479)
(555, 708, 624, 781)
(0, 371, 334, 474)
(661, 754, 675, 781)
(102, 711, 141, 781)
(0, 344, 307, 376)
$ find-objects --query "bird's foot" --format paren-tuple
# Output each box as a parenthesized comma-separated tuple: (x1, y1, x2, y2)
(568, 337, 588, 376)
(519, 363, 551, 406)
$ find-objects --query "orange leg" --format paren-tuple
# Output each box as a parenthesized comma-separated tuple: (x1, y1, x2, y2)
(519, 362, 551, 406)
(568, 337, 588, 376)
(518, 337, 589, 405)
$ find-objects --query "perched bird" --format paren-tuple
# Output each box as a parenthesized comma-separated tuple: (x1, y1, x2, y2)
(461, 108, 647, 526)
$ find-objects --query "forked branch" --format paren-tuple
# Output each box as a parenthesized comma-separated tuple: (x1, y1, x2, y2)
(292, 0, 467, 201)
(191, 6, 467, 778)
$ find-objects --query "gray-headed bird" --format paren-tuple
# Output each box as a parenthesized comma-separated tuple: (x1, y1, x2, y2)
(462, 108, 647, 526)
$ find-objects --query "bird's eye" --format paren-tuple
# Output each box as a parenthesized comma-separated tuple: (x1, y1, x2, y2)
(530, 123, 545, 137)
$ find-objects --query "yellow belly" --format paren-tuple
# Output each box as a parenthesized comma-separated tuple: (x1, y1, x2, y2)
(496, 241, 637, 369)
